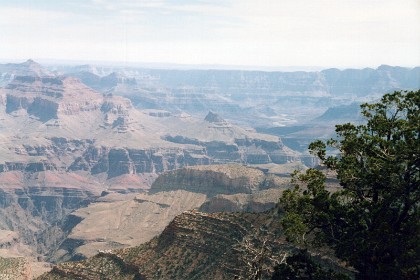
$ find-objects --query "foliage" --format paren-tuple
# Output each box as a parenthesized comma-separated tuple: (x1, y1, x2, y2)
(280, 90, 420, 279)
(271, 250, 350, 280)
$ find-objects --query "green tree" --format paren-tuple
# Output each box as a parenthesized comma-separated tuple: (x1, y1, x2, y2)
(280, 90, 420, 279)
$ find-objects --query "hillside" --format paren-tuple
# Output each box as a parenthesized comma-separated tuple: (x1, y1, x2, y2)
(38, 210, 284, 280)
(38, 209, 353, 280)
(50, 190, 207, 262)
(48, 164, 289, 262)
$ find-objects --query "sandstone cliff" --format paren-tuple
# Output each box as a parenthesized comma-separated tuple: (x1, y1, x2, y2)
(0, 61, 314, 268)
(0, 67, 304, 181)
(61, 64, 420, 129)
(0, 171, 103, 261)
(0, 60, 50, 87)
(150, 164, 288, 196)
(199, 188, 287, 213)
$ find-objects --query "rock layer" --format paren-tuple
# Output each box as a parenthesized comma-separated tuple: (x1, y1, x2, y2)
(0, 171, 103, 260)
(0, 66, 304, 181)
(150, 164, 288, 196)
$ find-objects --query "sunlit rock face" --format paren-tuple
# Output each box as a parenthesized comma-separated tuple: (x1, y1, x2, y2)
(149, 164, 287, 196)
(0, 61, 306, 263)
(4, 75, 102, 121)
(0, 61, 302, 180)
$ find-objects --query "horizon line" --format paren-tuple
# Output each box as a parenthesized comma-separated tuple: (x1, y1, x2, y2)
(0, 57, 418, 72)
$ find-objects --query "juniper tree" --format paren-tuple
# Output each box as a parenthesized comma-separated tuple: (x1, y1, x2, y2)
(280, 90, 420, 279)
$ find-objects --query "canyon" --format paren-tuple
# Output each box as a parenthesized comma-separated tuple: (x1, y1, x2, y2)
(0, 60, 418, 278)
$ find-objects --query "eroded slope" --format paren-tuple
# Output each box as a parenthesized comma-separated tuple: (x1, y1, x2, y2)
(39, 210, 286, 280)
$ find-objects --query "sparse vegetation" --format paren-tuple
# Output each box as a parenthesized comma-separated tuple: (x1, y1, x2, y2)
(0, 256, 31, 280)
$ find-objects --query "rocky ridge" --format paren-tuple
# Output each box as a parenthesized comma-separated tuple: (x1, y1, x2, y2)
(0, 171, 102, 258)
(38, 209, 354, 280)
(0, 60, 363, 275)
(198, 188, 288, 213)
(38, 210, 285, 280)
(0, 60, 50, 87)
(0, 61, 299, 265)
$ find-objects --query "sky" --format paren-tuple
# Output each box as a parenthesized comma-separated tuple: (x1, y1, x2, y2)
(0, 0, 419, 68)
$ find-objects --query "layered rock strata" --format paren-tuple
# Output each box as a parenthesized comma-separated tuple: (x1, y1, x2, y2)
(0, 70, 305, 181)
(49, 190, 207, 262)
(38, 211, 282, 280)
(150, 164, 288, 196)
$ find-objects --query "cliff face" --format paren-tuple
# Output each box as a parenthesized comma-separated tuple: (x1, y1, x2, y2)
(38, 210, 353, 280)
(163, 132, 299, 166)
(0, 64, 304, 181)
(34, 164, 289, 263)
(0, 62, 305, 265)
(68, 146, 212, 178)
(199, 188, 287, 213)
(3, 137, 299, 180)
(4, 75, 102, 121)
(0, 171, 103, 260)
(70, 65, 420, 99)
(150, 164, 288, 196)
(0, 60, 50, 87)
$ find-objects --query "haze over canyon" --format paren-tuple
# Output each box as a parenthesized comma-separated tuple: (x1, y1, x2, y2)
(0, 59, 418, 279)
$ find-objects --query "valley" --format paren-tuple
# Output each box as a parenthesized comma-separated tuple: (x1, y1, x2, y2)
(0, 60, 418, 279)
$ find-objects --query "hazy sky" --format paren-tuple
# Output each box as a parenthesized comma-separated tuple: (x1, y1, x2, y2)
(1, 0, 419, 68)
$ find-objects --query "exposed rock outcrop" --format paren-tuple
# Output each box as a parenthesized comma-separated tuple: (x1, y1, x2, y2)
(0, 61, 315, 267)
(199, 188, 287, 213)
(63, 64, 420, 130)
(0, 65, 304, 181)
(68, 146, 211, 178)
(4, 75, 102, 121)
(163, 135, 300, 166)
(0, 171, 103, 260)
(38, 252, 143, 280)
(204, 111, 228, 124)
(0, 60, 50, 87)
(150, 164, 288, 196)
